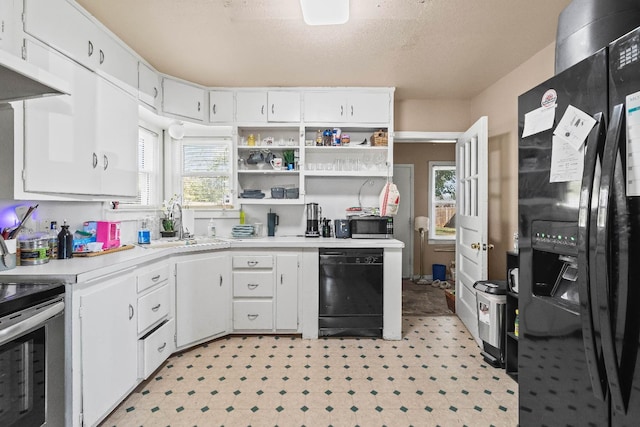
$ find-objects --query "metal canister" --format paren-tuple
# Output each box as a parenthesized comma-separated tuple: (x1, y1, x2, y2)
(18, 235, 51, 265)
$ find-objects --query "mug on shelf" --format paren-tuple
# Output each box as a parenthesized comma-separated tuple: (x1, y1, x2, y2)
(270, 158, 283, 170)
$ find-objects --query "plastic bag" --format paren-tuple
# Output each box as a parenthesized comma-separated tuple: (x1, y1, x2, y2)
(379, 182, 400, 216)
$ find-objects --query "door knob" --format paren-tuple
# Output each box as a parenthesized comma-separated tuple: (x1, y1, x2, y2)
(470, 242, 480, 250)
(483, 243, 495, 251)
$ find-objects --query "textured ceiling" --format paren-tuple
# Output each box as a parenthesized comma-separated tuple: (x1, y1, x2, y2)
(76, 0, 572, 100)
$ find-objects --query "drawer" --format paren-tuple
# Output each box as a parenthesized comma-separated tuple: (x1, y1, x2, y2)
(137, 263, 171, 292)
(233, 271, 273, 297)
(233, 300, 273, 330)
(232, 255, 273, 269)
(138, 284, 171, 334)
(139, 318, 175, 380)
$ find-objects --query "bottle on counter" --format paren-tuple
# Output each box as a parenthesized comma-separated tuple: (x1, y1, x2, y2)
(239, 209, 246, 225)
(514, 309, 519, 337)
(48, 221, 58, 259)
(138, 219, 151, 244)
(207, 218, 216, 237)
(57, 220, 73, 259)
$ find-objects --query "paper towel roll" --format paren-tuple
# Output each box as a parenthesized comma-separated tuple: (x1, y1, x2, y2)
(414, 216, 429, 231)
(181, 209, 195, 236)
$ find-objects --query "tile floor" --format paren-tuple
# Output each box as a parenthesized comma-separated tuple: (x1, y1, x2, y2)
(100, 316, 518, 427)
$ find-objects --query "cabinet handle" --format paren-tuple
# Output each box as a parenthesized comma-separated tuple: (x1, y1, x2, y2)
(271, 104, 275, 115)
(92, 152, 98, 169)
(261, 105, 264, 116)
(128, 304, 134, 320)
(151, 274, 161, 282)
(197, 101, 201, 112)
(88, 40, 93, 57)
(219, 274, 223, 287)
(280, 274, 283, 284)
(157, 342, 167, 353)
(247, 283, 259, 290)
(212, 104, 217, 115)
(340, 105, 344, 117)
(247, 314, 259, 320)
(247, 260, 258, 267)
(153, 87, 158, 99)
(99, 49, 104, 64)
(103, 154, 109, 171)
(151, 303, 161, 312)
(351, 105, 354, 117)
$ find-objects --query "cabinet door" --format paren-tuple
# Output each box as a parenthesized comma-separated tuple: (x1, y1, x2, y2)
(96, 75, 138, 197)
(24, 0, 97, 71)
(23, 40, 100, 195)
(276, 254, 299, 330)
(236, 91, 267, 123)
(209, 90, 234, 122)
(162, 78, 205, 121)
(176, 253, 230, 347)
(268, 91, 301, 122)
(347, 92, 390, 123)
(138, 62, 160, 110)
(80, 273, 137, 427)
(94, 30, 138, 95)
(303, 91, 345, 122)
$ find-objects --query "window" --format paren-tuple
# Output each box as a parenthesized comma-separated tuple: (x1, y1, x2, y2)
(121, 126, 161, 207)
(429, 161, 456, 242)
(178, 138, 233, 207)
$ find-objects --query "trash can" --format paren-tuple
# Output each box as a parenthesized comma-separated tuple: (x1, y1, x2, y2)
(473, 280, 507, 368)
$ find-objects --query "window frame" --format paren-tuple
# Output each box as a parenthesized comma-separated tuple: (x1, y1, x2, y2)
(170, 136, 235, 209)
(428, 160, 456, 243)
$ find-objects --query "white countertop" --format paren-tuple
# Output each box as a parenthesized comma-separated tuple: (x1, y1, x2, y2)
(0, 236, 403, 284)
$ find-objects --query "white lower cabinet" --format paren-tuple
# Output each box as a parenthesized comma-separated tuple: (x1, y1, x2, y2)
(232, 251, 299, 332)
(139, 318, 175, 380)
(79, 272, 138, 427)
(176, 252, 230, 347)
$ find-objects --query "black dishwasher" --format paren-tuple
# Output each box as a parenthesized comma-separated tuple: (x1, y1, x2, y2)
(319, 248, 383, 337)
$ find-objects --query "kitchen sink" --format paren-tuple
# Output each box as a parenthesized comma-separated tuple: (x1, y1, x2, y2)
(142, 238, 226, 249)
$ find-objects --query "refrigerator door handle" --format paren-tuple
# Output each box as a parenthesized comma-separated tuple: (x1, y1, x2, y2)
(577, 112, 607, 401)
(596, 103, 630, 414)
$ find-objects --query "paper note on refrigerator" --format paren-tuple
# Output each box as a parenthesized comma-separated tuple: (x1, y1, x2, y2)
(522, 105, 556, 138)
(553, 105, 597, 151)
(626, 91, 640, 196)
(550, 135, 585, 183)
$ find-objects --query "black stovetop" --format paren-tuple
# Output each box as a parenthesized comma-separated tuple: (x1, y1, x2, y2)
(0, 283, 65, 318)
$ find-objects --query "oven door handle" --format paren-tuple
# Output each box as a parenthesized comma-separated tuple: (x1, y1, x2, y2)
(0, 301, 64, 346)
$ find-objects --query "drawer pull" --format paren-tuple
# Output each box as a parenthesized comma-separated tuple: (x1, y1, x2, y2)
(247, 260, 258, 267)
(151, 304, 161, 312)
(151, 274, 161, 282)
(157, 342, 167, 353)
(247, 283, 259, 290)
(247, 314, 259, 321)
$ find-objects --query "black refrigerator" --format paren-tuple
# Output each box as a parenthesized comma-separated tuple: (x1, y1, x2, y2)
(518, 26, 640, 426)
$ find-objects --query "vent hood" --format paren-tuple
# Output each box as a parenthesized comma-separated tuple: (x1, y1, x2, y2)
(0, 49, 69, 102)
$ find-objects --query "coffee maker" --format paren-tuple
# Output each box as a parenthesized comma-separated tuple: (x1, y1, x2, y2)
(305, 203, 320, 237)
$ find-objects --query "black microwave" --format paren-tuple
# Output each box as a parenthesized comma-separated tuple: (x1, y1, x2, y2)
(349, 216, 394, 239)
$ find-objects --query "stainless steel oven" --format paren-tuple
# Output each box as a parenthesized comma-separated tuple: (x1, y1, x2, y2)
(0, 283, 65, 427)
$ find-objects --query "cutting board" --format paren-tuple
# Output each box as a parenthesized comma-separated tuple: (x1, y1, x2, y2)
(73, 244, 135, 257)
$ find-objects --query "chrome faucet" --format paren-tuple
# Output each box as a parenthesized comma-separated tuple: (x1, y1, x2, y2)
(174, 202, 184, 240)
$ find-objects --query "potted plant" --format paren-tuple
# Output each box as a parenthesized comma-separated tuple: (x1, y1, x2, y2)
(161, 194, 180, 237)
(282, 150, 295, 170)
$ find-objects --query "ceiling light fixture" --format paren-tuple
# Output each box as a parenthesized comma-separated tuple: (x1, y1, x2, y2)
(300, 0, 349, 26)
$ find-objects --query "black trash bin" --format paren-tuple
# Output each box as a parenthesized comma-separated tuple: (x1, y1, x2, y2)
(473, 280, 507, 368)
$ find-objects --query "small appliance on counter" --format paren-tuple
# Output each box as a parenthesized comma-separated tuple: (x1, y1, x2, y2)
(305, 203, 321, 237)
(84, 221, 120, 249)
(334, 219, 350, 238)
(321, 218, 332, 238)
(349, 216, 394, 239)
(267, 210, 279, 237)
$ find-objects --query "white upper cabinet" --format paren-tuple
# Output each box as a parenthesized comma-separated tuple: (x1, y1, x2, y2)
(138, 61, 160, 110)
(23, 40, 137, 197)
(209, 90, 234, 123)
(23, 0, 138, 94)
(303, 91, 391, 124)
(162, 77, 206, 122)
(236, 90, 301, 123)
